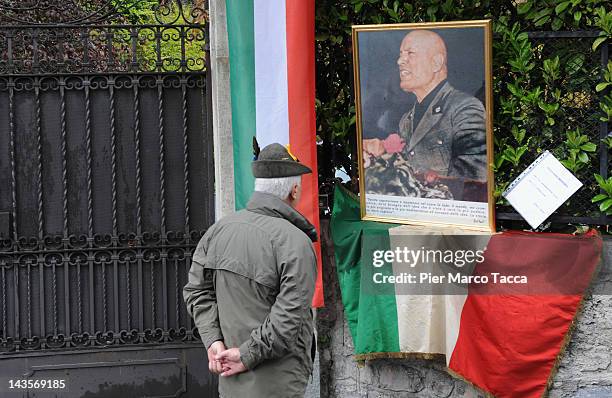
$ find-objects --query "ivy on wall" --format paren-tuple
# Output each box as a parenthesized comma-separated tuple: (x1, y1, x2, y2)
(315, 0, 611, 225)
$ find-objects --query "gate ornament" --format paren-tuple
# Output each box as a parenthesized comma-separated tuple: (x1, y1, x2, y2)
(0, 0, 209, 75)
(0, 0, 207, 26)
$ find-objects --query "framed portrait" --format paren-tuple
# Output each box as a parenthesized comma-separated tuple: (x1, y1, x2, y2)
(353, 20, 495, 231)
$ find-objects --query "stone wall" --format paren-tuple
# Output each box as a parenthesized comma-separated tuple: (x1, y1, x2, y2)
(317, 220, 612, 398)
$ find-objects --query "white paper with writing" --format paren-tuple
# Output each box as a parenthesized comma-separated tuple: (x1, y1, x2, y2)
(502, 150, 583, 229)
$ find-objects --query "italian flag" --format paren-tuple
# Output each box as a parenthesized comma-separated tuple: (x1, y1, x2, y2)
(331, 186, 602, 397)
(225, 0, 323, 306)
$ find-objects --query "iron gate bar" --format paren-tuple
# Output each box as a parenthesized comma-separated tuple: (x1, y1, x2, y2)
(35, 81, 43, 240)
(109, 80, 118, 237)
(85, 80, 93, 238)
(8, 83, 16, 240)
(60, 78, 68, 238)
(1, 264, 6, 343)
(134, 78, 142, 237)
(181, 81, 190, 243)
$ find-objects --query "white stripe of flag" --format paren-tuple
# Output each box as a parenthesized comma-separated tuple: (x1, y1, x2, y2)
(254, 0, 290, 147)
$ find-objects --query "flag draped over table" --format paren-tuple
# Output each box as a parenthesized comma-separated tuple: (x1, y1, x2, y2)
(330, 186, 603, 398)
(225, 0, 323, 306)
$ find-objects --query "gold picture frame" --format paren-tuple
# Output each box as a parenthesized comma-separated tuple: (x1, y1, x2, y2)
(352, 20, 495, 231)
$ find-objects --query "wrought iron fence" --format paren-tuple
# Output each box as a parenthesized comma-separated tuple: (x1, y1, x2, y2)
(496, 31, 610, 227)
(0, 0, 213, 353)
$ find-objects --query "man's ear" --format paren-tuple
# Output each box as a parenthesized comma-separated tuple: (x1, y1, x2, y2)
(291, 184, 299, 199)
(432, 53, 444, 72)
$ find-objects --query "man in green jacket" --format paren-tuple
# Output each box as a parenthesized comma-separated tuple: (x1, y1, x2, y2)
(183, 143, 318, 398)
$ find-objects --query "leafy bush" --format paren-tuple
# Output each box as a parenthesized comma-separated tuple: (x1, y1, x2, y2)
(315, 0, 611, 226)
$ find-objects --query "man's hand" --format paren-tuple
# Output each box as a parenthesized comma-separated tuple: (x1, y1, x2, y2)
(207, 340, 227, 375)
(215, 348, 248, 377)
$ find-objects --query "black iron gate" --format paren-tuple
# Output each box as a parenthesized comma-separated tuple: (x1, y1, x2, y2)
(0, 1, 216, 396)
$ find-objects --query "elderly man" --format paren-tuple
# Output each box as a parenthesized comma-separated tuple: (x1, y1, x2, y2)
(363, 29, 487, 183)
(183, 143, 317, 398)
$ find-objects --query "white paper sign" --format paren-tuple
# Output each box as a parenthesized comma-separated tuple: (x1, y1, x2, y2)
(502, 151, 582, 229)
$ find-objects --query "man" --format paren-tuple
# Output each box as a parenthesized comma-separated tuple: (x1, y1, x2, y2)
(363, 29, 487, 183)
(183, 143, 317, 398)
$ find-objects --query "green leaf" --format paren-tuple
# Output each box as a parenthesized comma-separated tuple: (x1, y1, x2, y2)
(592, 194, 608, 202)
(387, 9, 399, 20)
(560, 159, 573, 170)
(517, 2, 532, 15)
(596, 82, 611, 92)
(426, 5, 438, 20)
(600, 198, 612, 212)
(551, 18, 564, 31)
(494, 155, 506, 169)
(555, 1, 571, 14)
(580, 143, 597, 152)
(506, 83, 520, 96)
(533, 9, 552, 26)
(574, 11, 582, 23)
(592, 36, 607, 51)
(594, 173, 605, 186)
(512, 126, 526, 144)
(578, 152, 589, 163)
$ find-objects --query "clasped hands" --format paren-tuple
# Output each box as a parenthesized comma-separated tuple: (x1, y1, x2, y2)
(208, 340, 248, 377)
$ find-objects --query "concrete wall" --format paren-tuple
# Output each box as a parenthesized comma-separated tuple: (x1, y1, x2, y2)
(317, 220, 612, 398)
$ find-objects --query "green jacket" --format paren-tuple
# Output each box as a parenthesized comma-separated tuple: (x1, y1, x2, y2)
(183, 191, 318, 398)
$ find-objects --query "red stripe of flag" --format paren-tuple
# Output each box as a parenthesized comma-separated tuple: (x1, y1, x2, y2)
(285, 0, 323, 307)
(449, 230, 602, 397)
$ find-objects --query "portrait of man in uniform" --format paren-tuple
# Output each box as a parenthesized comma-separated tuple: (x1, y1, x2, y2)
(353, 22, 493, 230)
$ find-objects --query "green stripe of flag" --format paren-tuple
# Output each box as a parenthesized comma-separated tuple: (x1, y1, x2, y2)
(330, 186, 400, 354)
(226, 0, 256, 209)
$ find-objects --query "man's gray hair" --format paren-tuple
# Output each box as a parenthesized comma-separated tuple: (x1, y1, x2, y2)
(254, 176, 302, 200)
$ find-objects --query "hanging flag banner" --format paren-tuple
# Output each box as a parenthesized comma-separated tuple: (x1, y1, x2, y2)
(225, 0, 323, 306)
(331, 185, 603, 398)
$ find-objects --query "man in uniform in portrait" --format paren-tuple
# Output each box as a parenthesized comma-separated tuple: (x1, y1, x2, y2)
(362, 30, 487, 200)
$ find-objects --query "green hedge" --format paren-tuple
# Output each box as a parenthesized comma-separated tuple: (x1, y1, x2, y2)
(315, 0, 612, 224)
